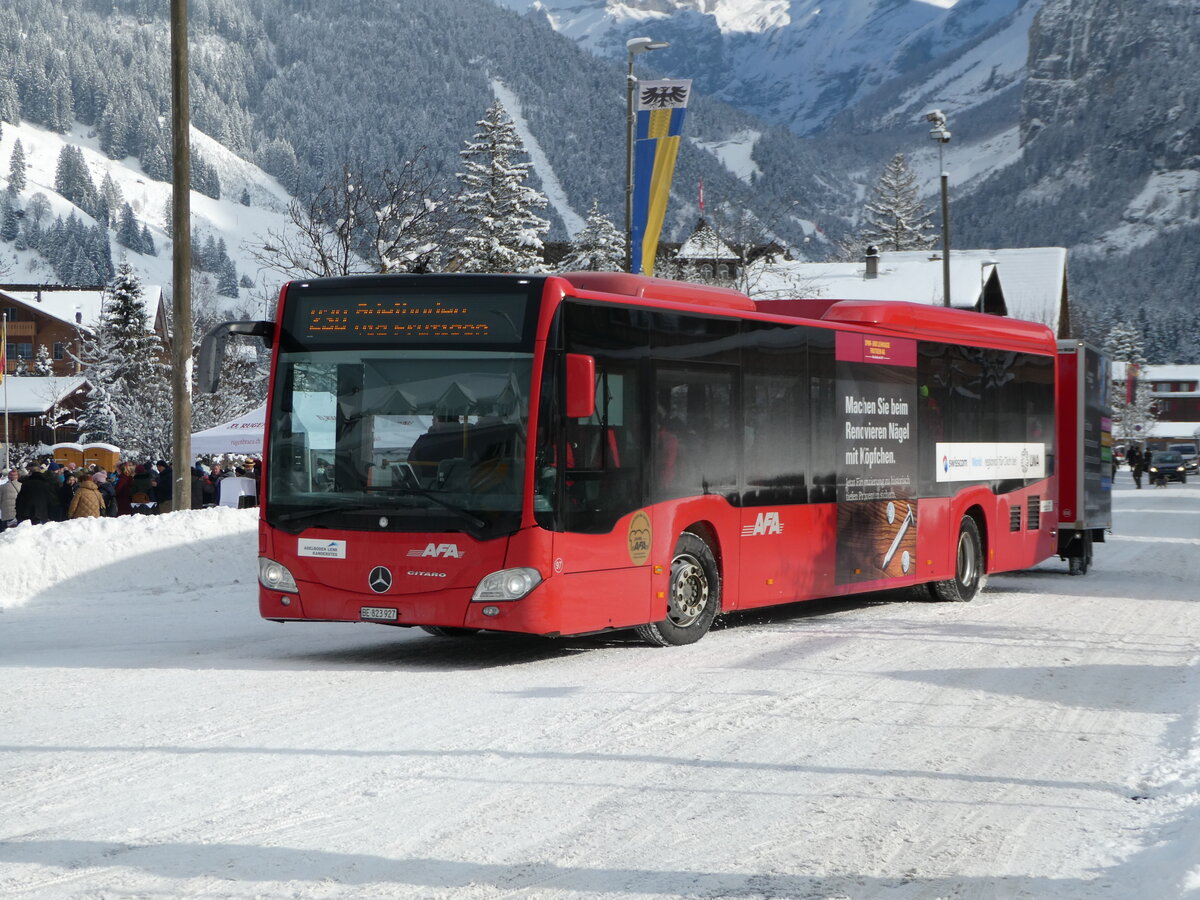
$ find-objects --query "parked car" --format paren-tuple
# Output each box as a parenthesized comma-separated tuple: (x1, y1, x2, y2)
(1167, 443, 1199, 475)
(1148, 450, 1188, 484)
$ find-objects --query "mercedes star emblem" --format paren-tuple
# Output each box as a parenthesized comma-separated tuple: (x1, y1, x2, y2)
(368, 566, 393, 594)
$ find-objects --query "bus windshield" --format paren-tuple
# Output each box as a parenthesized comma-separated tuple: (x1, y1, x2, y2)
(265, 348, 533, 538)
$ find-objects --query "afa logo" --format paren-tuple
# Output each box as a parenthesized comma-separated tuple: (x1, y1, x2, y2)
(627, 511, 653, 566)
(407, 543, 464, 559)
(741, 511, 783, 536)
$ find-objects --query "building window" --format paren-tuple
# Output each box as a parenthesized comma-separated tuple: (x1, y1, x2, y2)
(17, 342, 32, 360)
(2, 307, 17, 322)
(53, 342, 66, 360)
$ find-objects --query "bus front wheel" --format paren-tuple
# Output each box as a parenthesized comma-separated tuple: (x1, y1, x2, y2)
(928, 517, 985, 602)
(636, 532, 721, 647)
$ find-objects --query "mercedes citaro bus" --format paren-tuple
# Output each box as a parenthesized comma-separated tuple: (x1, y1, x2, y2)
(200, 271, 1086, 646)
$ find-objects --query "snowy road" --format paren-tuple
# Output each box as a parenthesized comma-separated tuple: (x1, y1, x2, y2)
(3, 480, 1199, 898)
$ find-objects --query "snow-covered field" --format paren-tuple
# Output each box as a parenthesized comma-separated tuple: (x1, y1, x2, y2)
(2, 477, 1199, 899)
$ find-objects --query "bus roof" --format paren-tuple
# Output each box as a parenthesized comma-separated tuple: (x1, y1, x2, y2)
(556, 271, 757, 311)
(809, 299, 1057, 352)
(554, 273, 1055, 354)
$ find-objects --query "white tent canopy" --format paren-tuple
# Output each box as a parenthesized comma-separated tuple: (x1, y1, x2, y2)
(191, 404, 265, 457)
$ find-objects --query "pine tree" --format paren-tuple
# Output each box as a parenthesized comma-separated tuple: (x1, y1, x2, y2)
(453, 100, 549, 274)
(7, 139, 26, 195)
(218, 256, 240, 297)
(54, 145, 98, 218)
(557, 200, 624, 272)
(859, 152, 937, 252)
(33, 344, 53, 376)
(1, 199, 19, 242)
(0, 79, 19, 124)
(77, 262, 173, 458)
(117, 202, 141, 251)
(99, 173, 124, 227)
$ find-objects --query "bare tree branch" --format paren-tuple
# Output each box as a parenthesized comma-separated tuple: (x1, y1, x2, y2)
(246, 152, 457, 279)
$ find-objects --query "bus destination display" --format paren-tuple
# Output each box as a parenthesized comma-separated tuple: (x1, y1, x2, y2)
(293, 293, 529, 344)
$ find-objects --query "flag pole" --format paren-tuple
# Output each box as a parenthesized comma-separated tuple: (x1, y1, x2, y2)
(2, 316, 10, 470)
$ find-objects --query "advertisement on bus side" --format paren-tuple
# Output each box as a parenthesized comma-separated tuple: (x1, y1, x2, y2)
(835, 332, 918, 586)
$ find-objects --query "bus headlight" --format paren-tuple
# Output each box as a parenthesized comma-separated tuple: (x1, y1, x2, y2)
(472, 567, 542, 602)
(259, 557, 299, 593)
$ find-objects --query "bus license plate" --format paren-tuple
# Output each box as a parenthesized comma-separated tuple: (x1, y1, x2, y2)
(360, 607, 398, 621)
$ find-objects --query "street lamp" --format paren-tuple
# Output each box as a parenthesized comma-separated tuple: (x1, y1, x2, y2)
(626, 36, 669, 274)
(926, 109, 951, 307)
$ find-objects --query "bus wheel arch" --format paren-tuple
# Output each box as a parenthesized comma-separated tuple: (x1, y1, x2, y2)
(929, 510, 987, 602)
(636, 528, 722, 647)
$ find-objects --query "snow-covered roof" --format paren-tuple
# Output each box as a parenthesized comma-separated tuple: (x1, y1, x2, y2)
(0, 375, 89, 414)
(1, 286, 165, 332)
(677, 223, 738, 261)
(1145, 422, 1200, 440)
(1112, 363, 1200, 385)
(766, 247, 1067, 331)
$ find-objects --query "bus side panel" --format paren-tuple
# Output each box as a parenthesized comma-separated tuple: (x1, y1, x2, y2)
(986, 481, 1059, 574)
(914, 497, 953, 582)
(736, 504, 837, 610)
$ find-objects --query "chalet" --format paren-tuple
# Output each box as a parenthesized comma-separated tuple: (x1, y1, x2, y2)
(0, 374, 90, 448)
(761, 247, 1071, 337)
(1, 283, 167, 378)
(1112, 362, 1200, 447)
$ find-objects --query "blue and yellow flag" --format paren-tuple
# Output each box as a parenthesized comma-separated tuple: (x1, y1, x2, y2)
(631, 79, 691, 276)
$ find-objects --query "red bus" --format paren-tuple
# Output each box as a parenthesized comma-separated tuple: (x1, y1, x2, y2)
(200, 272, 1062, 645)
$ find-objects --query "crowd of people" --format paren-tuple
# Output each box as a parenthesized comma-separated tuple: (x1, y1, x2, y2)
(0, 457, 260, 531)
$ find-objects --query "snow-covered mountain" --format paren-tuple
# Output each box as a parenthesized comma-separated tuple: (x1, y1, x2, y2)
(493, 0, 1039, 136)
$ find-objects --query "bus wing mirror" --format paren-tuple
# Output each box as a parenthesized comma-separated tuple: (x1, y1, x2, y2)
(197, 320, 273, 394)
(565, 354, 596, 419)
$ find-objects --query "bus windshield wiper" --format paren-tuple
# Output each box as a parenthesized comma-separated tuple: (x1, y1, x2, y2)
(274, 502, 393, 525)
(363, 485, 488, 530)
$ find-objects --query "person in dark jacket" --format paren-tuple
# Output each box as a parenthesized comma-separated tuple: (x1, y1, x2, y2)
(132, 464, 155, 500)
(191, 464, 208, 509)
(14, 466, 59, 525)
(155, 460, 174, 513)
(58, 473, 79, 520)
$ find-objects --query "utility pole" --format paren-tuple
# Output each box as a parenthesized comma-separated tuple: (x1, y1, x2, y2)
(170, 0, 193, 508)
(926, 109, 952, 307)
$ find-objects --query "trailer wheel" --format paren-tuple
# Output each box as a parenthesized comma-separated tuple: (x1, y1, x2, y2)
(1068, 531, 1093, 576)
(635, 532, 721, 646)
(929, 517, 985, 602)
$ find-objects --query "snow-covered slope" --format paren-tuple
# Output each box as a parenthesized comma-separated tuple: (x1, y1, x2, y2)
(1, 118, 298, 309)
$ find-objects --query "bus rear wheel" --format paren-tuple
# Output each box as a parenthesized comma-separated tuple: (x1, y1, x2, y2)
(928, 516, 985, 602)
(635, 532, 721, 647)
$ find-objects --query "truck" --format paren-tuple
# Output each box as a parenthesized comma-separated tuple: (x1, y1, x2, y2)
(1056, 340, 1113, 575)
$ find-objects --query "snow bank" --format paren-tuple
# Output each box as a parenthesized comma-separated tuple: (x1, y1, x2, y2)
(0, 507, 257, 609)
